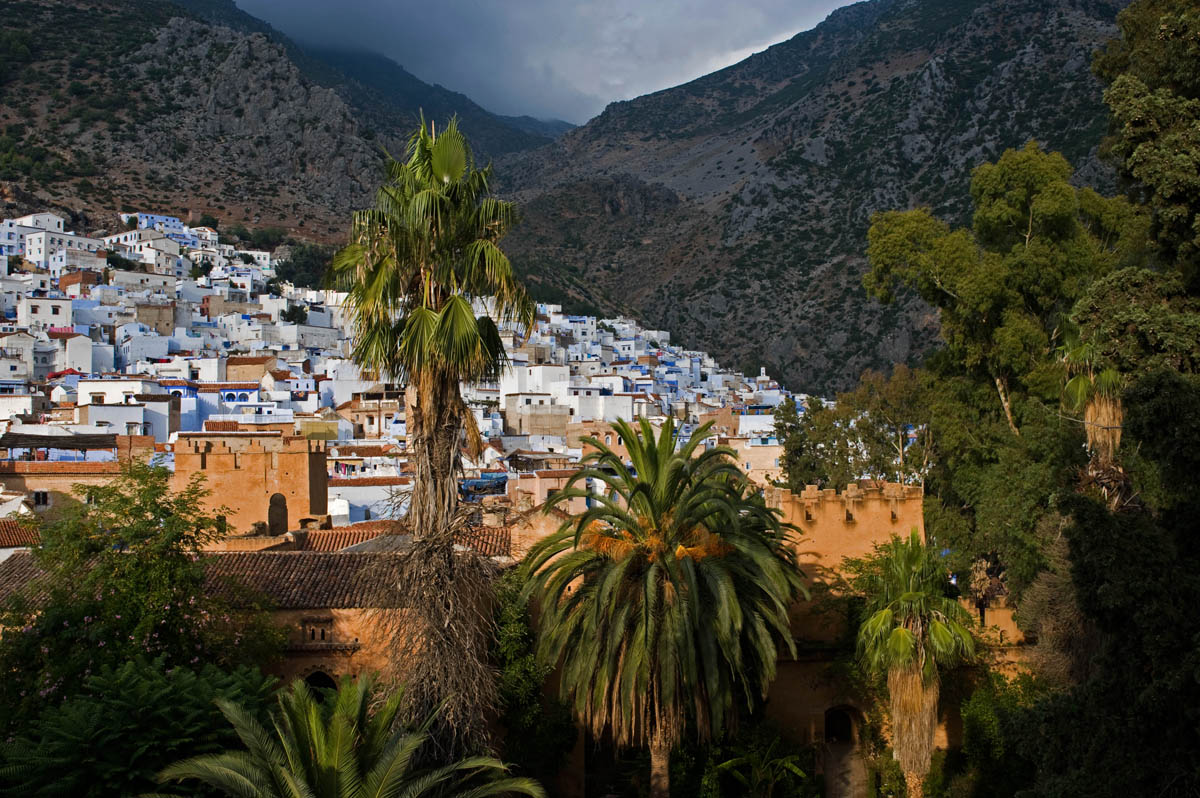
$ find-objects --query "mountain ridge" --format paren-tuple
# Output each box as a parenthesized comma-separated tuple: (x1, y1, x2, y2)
(499, 0, 1128, 392)
(0, 0, 569, 238)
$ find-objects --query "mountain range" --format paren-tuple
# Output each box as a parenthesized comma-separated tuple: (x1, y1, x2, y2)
(0, 0, 1129, 391)
(0, 0, 570, 239)
(497, 0, 1130, 391)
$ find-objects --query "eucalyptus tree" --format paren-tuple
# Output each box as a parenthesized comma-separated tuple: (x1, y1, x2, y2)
(850, 532, 974, 798)
(524, 418, 807, 798)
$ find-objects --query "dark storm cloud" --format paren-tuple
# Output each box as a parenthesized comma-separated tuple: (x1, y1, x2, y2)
(235, 0, 849, 123)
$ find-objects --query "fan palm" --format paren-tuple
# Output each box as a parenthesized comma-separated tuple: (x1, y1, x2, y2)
(328, 116, 533, 537)
(1061, 339, 1125, 467)
(154, 676, 545, 798)
(852, 531, 974, 798)
(328, 118, 533, 752)
(524, 418, 808, 798)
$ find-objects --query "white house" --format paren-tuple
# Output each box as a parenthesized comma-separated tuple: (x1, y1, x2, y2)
(16, 296, 72, 330)
(24, 230, 103, 268)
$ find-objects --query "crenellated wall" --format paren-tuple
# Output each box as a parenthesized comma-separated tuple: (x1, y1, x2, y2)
(172, 432, 328, 535)
(766, 481, 925, 585)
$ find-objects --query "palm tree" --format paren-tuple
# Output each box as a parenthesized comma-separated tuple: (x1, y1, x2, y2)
(328, 116, 533, 538)
(155, 677, 545, 798)
(328, 118, 533, 752)
(524, 418, 808, 798)
(1061, 339, 1124, 468)
(852, 531, 974, 798)
(714, 734, 808, 798)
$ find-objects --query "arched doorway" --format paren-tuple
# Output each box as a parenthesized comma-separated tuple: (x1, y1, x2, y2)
(268, 493, 288, 536)
(825, 706, 855, 744)
(304, 670, 337, 699)
(824, 706, 867, 798)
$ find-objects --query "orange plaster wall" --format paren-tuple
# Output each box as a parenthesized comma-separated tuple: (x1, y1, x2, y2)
(172, 434, 327, 534)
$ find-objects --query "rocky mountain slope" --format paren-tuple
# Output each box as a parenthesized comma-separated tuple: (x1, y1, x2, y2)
(499, 0, 1129, 392)
(0, 0, 567, 237)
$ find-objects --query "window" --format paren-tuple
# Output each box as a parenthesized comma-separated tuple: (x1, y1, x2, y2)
(51, 306, 59, 315)
(33, 491, 49, 507)
(30, 306, 38, 314)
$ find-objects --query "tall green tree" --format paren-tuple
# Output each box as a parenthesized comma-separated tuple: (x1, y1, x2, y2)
(849, 532, 974, 798)
(156, 677, 544, 798)
(328, 118, 534, 752)
(329, 117, 533, 538)
(0, 462, 281, 729)
(524, 418, 807, 798)
(866, 141, 1150, 436)
(1094, 0, 1200, 285)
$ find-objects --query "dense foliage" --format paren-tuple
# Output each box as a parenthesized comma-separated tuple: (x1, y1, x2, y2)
(1094, 0, 1200, 286)
(770, 2, 1200, 794)
(0, 658, 277, 798)
(525, 418, 807, 797)
(0, 463, 282, 729)
(157, 676, 546, 798)
(275, 242, 334, 288)
(774, 366, 933, 491)
(492, 569, 577, 783)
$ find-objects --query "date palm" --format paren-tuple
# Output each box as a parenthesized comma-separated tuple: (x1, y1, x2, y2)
(155, 676, 544, 798)
(524, 418, 807, 798)
(329, 116, 533, 538)
(852, 532, 974, 798)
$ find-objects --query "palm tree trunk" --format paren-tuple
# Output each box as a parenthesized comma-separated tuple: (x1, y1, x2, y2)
(649, 737, 671, 798)
(904, 769, 925, 798)
(888, 665, 938, 794)
(409, 368, 462, 538)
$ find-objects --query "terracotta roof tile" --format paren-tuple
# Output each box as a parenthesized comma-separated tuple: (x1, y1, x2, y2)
(299, 524, 398, 551)
(226, 356, 273, 366)
(327, 476, 411, 488)
(330, 445, 396, 459)
(454, 525, 511, 558)
(0, 520, 37, 548)
(204, 420, 241, 432)
(0, 551, 406, 609)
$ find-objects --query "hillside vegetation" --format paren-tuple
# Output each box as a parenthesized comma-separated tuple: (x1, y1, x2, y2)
(500, 0, 1128, 392)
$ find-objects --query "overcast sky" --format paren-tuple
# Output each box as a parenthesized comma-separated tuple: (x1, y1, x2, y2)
(235, 0, 851, 124)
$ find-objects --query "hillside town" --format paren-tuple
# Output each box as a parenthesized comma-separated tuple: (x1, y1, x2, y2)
(0, 208, 796, 551)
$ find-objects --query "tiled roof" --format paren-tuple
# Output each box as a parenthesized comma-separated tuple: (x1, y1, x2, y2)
(454, 525, 511, 558)
(0, 520, 37, 548)
(226, 356, 273, 366)
(205, 552, 405, 607)
(327, 476, 411, 488)
(197, 383, 260, 393)
(0, 551, 405, 609)
(330, 445, 396, 459)
(268, 370, 294, 381)
(204, 420, 241, 431)
(299, 523, 399, 552)
(0, 552, 45, 604)
(0, 461, 122, 475)
(534, 469, 579, 478)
